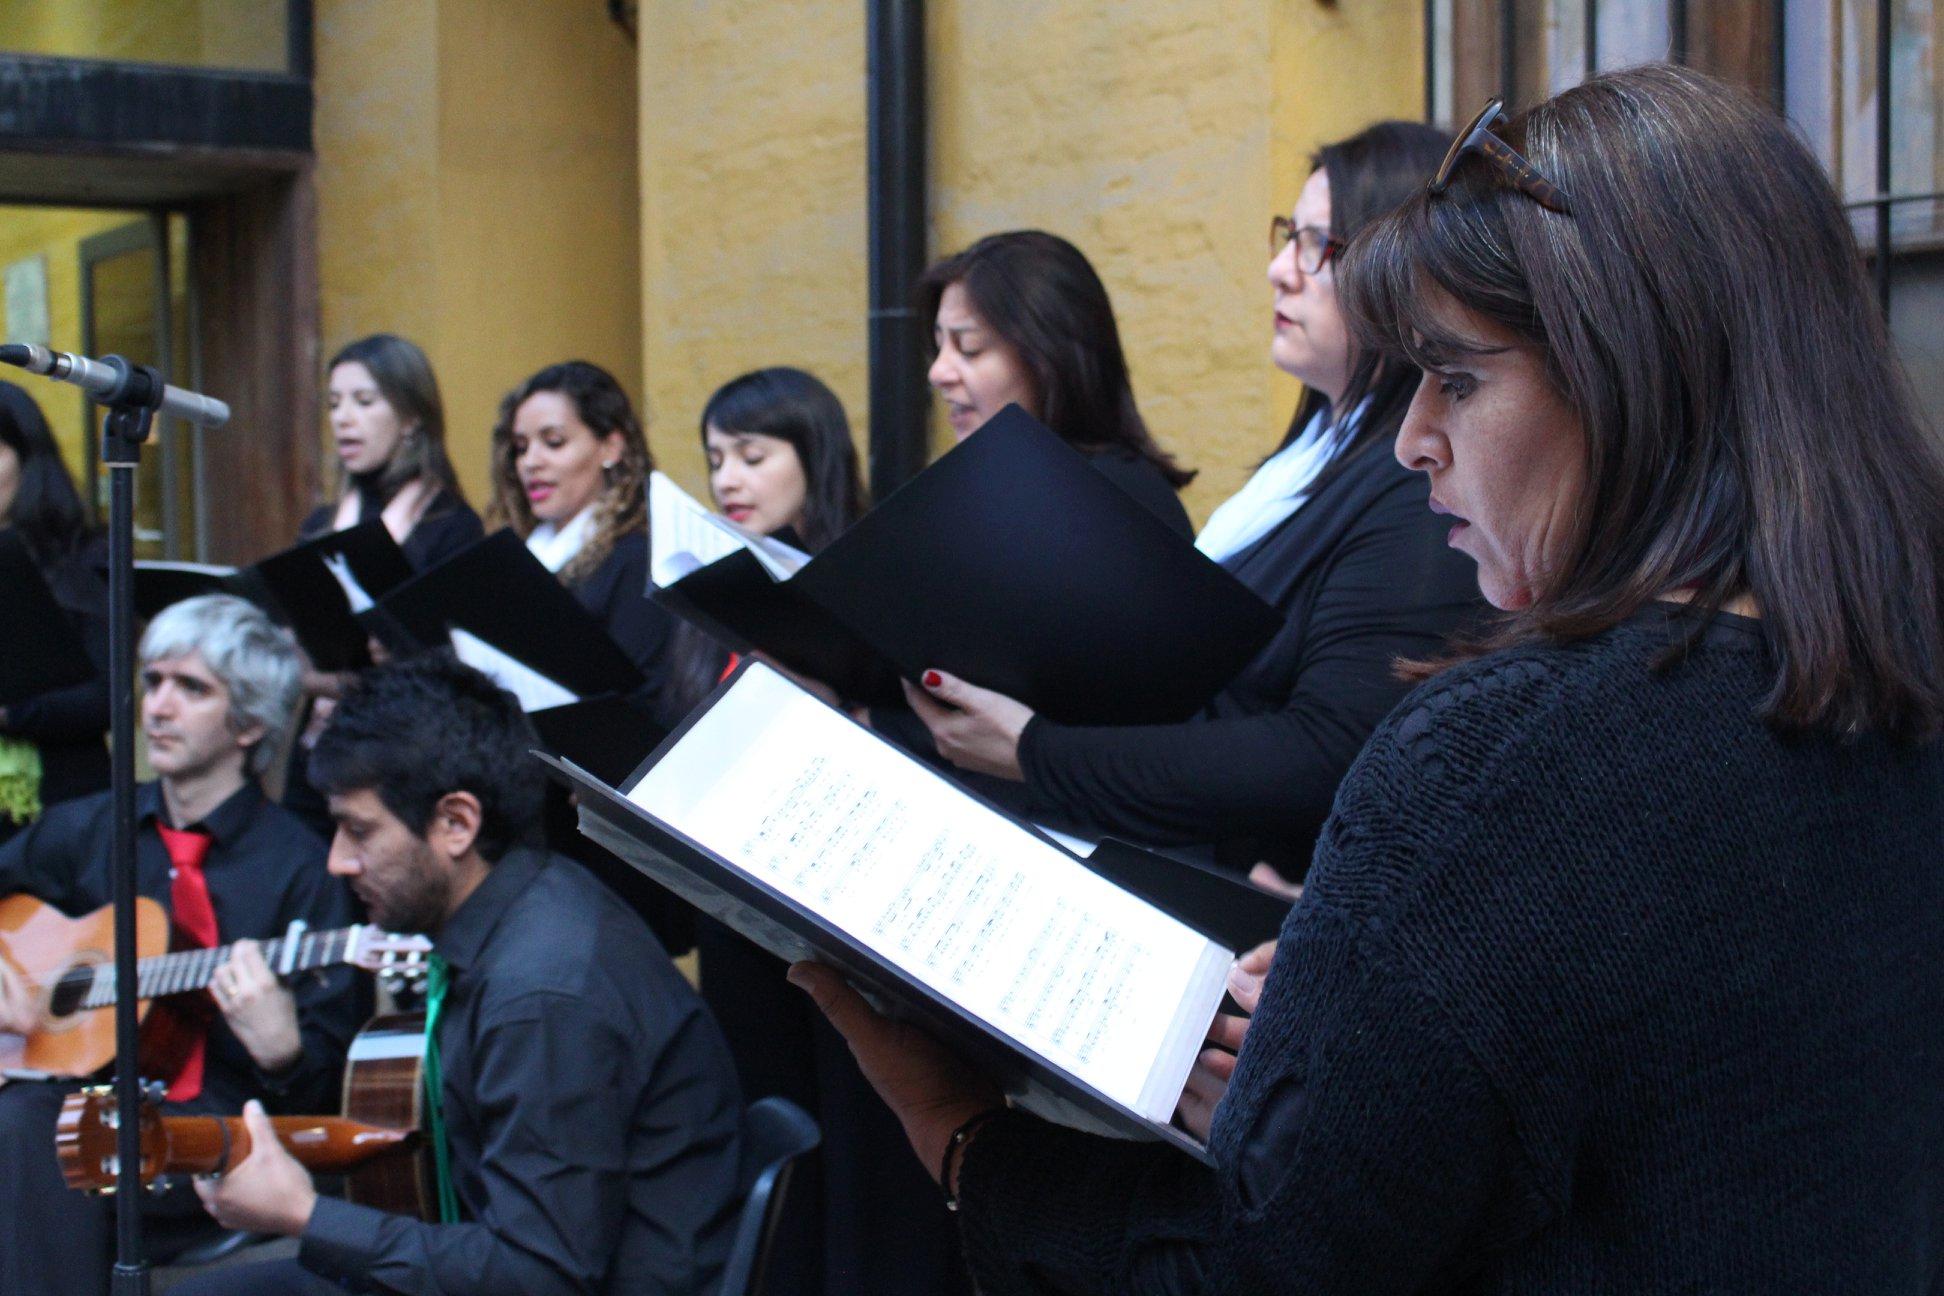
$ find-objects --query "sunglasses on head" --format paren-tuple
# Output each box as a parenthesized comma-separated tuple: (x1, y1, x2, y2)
(1430, 98, 1573, 216)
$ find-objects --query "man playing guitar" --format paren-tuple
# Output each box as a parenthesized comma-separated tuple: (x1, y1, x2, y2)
(0, 594, 367, 1295)
(181, 654, 747, 1295)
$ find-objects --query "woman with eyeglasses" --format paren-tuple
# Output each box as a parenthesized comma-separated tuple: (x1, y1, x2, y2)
(898, 122, 1479, 885)
(801, 65, 1944, 1293)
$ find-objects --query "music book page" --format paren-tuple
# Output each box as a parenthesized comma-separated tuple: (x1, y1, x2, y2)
(449, 627, 579, 712)
(649, 471, 809, 586)
(626, 664, 1230, 1123)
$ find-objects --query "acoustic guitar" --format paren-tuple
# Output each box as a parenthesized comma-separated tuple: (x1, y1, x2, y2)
(0, 894, 431, 1081)
(57, 1010, 436, 1220)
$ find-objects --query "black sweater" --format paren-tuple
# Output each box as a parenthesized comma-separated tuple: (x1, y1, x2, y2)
(1017, 442, 1478, 874)
(298, 486, 483, 573)
(959, 607, 1944, 1294)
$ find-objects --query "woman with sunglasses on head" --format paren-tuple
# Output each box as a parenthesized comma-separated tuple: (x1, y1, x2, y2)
(924, 230, 1195, 535)
(901, 123, 1479, 885)
(802, 65, 1944, 1293)
(0, 383, 108, 842)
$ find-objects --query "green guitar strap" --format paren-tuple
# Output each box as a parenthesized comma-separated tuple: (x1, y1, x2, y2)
(422, 953, 460, 1224)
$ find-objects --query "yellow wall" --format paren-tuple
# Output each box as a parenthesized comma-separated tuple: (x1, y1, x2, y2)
(0, 207, 143, 478)
(314, 0, 643, 509)
(0, 0, 286, 70)
(637, 0, 1423, 521)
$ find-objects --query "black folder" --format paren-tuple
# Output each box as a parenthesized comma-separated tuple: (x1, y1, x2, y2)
(132, 561, 234, 621)
(0, 530, 93, 705)
(1082, 839, 1292, 954)
(373, 529, 643, 699)
(527, 694, 667, 787)
(542, 660, 1239, 1159)
(651, 405, 1284, 725)
(132, 522, 414, 672)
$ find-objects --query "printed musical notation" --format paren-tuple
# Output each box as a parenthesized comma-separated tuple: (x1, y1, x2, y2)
(632, 669, 1215, 1110)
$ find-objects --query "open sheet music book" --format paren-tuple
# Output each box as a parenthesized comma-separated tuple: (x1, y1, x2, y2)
(649, 472, 809, 585)
(545, 660, 1234, 1159)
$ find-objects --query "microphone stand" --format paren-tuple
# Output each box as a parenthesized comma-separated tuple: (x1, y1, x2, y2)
(96, 362, 167, 1296)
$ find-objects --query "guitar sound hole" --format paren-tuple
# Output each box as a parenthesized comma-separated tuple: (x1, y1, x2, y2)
(48, 969, 94, 1018)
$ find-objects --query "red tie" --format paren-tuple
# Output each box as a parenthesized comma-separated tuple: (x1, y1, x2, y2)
(153, 823, 218, 1102)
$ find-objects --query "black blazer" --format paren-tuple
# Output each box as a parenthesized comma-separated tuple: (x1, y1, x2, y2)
(1016, 441, 1482, 876)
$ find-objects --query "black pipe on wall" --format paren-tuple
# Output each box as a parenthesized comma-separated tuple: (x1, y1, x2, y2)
(865, 0, 930, 501)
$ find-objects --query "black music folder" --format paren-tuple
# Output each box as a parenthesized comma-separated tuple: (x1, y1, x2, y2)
(647, 406, 1284, 725)
(0, 530, 93, 705)
(132, 521, 414, 672)
(372, 528, 644, 705)
(527, 694, 666, 787)
(1082, 839, 1291, 955)
(543, 660, 1237, 1159)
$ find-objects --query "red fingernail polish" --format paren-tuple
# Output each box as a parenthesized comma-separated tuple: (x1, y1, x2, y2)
(923, 671, 942, 688)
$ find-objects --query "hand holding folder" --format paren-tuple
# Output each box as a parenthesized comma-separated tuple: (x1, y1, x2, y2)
(545, 660, 1284, 1159)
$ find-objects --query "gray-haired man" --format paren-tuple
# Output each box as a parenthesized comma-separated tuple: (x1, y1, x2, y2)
(0, 594, 367, 1296)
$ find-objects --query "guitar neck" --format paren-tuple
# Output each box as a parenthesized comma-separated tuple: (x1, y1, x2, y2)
(80, 927, 361, 1011)
(164, 1113, 418, 1178)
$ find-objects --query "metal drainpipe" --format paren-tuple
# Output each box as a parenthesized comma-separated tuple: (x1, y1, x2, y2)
(866, 0, 930, 501)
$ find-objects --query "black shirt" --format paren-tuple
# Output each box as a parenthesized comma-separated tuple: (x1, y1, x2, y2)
(0, 780, 364, 1114)
(299, 849, 745, 1296)
(1083, 447, 1192, 538)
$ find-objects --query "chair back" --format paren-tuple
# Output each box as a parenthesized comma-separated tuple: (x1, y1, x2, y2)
(716, 1095, 822, 1296)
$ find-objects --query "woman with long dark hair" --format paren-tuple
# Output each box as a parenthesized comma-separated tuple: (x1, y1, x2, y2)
(0, 382, 107, 839)
(899, 124, 1480, 881)
(668, 367, 957, 1296)
(300, 334, 482, 569)
(924, 230, 1195, 535)
(808, 65, 1944, 1292)
(486, 360, 673, 702)
(660, 366, 868, 723)
(287, 335, 484, 835)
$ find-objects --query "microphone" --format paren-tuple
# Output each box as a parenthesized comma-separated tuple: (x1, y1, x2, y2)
(0, 343, 230, 429)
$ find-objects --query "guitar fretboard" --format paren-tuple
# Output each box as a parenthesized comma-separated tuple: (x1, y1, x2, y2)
(71, 927, 362, 1010)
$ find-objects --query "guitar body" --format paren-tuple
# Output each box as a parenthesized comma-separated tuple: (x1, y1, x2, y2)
(342, 1010, 435, 1220)
(0, 894, 168, 1077)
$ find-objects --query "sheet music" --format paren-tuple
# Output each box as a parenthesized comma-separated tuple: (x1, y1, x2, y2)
(627, 664, 1228, 1121)
(449, 627, 578, 711)
(648, 471, 810, 586)
(321, 552, 376, 612)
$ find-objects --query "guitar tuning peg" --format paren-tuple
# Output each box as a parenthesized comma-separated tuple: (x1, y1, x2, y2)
(141, 1079, 166, 1103)
(148, 1175, 176, 1195)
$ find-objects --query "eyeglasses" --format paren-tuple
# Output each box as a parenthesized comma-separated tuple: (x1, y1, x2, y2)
(1429, 98, 1573, 215)
(1270, 215, 1344, 275)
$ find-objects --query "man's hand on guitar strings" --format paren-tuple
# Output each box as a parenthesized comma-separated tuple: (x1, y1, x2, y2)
(0, 959, 36, 1036)
(193, 1100, 318, 1236)
(210, 941, 302, 1073)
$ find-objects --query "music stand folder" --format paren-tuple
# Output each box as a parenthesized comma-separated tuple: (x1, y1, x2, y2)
(650, 407, 1284, 725)
(540, 660, 1234, 1160)
(0, 529, 93, 705)
(372, 529, 644, 700)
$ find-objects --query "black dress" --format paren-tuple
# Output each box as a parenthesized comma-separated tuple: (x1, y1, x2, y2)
(0, 533, 109, 843)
